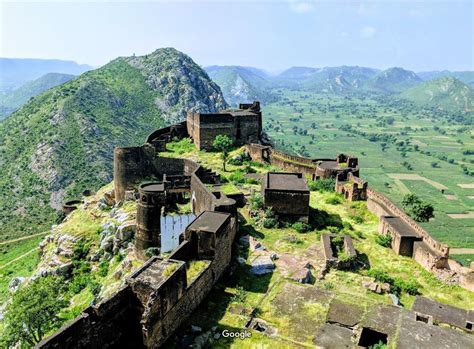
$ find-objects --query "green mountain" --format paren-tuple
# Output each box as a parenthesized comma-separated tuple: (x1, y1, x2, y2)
(205, 65, 275, 106)
(0, 58, 92, 93)
(274, 66, 379, 92)
(364, 67, 422, 93)
(0, 48, 227, 241)
(0, 73, 75, 120)
(417, 70, 474, 88)
(401, 76, 474, 113)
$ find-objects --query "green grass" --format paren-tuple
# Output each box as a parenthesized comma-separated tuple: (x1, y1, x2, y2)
(186, 260, 210, 283)
(451, 254, 474, 267)
(0, 237, 43, 303)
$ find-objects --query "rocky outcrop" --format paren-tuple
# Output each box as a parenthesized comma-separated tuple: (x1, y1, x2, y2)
(126, 48, 228, 123)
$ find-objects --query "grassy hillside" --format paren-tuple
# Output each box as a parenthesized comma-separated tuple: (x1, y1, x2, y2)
(0, 73, 75, 120)
(0, 48, 227, 242)
(401, 77, 474, 114)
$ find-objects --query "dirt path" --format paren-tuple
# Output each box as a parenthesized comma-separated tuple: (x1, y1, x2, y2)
(0, 232, 47, 246)
(0, 247, 38, 270)
(450, 248, 474, 254)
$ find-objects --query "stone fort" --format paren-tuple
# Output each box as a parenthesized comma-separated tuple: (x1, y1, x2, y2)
(38, 102, 473, 348)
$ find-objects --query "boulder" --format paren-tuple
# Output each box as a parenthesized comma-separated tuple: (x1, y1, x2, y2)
(124, 190, 138, 201)
(293, 267, 314, 284)
(250, 255, 275, 275)
(112, 268, 122, 280)
(55, 262, 73, 276)
(100, 235, 114, 252)
(116, 222, 136, 242)
(8, 277, 26, 292)
(100, 221, 117, 237)
(103, 189, 115, 206)
(103, 252, 112, 261)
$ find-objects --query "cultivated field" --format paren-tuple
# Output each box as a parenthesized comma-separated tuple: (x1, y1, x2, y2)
(264, 90, 474, 254)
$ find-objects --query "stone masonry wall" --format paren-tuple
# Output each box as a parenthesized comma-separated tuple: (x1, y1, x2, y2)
(367, 188, 449, 257)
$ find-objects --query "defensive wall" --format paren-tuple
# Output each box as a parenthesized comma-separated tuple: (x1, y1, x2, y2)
(245, 142, 469, 281)
(37, 101, 473, 347)
(245, 143, 359, 180)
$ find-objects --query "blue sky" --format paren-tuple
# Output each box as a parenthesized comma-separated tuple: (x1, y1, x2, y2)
(0, 1, 472, 72)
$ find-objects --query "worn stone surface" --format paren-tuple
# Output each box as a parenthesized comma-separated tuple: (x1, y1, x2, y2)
(313, 323, 354, 348)
(327, 300, 364, 327)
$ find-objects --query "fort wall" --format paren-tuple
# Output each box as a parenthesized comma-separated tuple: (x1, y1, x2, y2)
(38, 213, 237, 349)
(367, 188, 449, 258)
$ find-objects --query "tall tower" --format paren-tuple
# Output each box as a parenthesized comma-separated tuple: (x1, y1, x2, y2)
(136, 182, 166, 259)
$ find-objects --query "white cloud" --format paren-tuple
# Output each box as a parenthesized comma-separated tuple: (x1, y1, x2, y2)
(340, 31, 348, 38)
(289, 0, 316, 14)
(360, 26, 376, 38)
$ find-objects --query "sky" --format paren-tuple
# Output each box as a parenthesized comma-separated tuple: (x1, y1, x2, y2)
(0, 0, 472, 72)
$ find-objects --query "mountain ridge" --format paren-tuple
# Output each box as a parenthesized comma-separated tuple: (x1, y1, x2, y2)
(0, 48, 227, 241)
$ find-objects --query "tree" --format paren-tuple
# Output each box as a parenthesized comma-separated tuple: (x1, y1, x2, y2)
(402, 193, 434, 222)
(213, 135, 233, 172)
(2, 276, 68, 347)
(410, 202, 435, 222)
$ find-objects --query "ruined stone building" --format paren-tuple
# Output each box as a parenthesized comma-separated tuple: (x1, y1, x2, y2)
(39, 101, 473, 348)
(187, 101, 262, 150)
(262, 172, 310, 222)
(335, 172, 368, 201)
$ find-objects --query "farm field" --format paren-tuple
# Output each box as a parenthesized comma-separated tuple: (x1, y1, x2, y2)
(264, 90, 474, 253)
(0, 235, 43, 303)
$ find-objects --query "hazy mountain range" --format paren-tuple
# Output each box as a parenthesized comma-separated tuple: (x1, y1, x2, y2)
(204, 65, 474, 113)
(0, 73, 76, 119)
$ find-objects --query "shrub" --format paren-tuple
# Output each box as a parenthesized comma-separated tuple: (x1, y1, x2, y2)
(250, 193, 264, 210)
(245, 177, 259, 185)
(243, 164, 256, 173)
(227, 157, 243, 166)
(263, 218, 279, 229)
(89, 280, 101, 297)
(145, 247, 160, 258)
(69, 273, 91, 294)
(376, 234, 392, 248)
(308, 178, 335, 192)
(98, 260, 109, 277)
(231, 286, 247, 303)
(369, 341, 387, 349)
(349, 214, 364, 224)
(325, 194, 342, 205)
(228, 170, 245, 184)
(367, 268, 419, 295)
(292, 222, 312, 233)
(72, 239, 91, 261)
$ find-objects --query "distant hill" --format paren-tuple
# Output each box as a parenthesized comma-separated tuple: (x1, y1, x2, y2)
(401, 77, 474, 113)
(364, 67, 422, 93)
(417, 71, 474, 88)
(0, 73, 75, 119)
(0, 48, 227, 240)
(274, 66, 380, 92)
(205, 65, 276, 106)
(0, 58, 92, 93)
